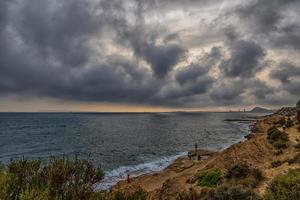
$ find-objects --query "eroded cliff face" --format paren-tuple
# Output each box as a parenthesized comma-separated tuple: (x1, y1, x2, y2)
(110, 112, 300, 200)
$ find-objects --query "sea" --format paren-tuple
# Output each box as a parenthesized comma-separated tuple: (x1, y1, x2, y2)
(0, 112, 264, 189)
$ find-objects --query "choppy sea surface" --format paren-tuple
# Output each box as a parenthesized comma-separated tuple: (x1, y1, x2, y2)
(0, 112, 264, 189)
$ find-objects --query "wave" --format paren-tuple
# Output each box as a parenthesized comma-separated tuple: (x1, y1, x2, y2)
(95, 152, 187, 191)
(96, 120, 252, 191)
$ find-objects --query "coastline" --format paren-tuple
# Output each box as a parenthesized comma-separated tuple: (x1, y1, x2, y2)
(97, 116, 256, 191)
(105, 111, 300, 199)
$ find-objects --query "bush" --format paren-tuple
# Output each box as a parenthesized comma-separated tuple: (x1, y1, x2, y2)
(196, 168, 222, 187)
(0, 158, 104, 200)
(286, 118, 294, 128)
(294, 143, 300, 149)
(274, 118, 286, 126)
(267, 127, 288, 142)
(264, 168, 300, 200)
(287, 153, 300, 165)
(267, 126, 289, 149)
(225, 164, 263, 188)
(202, 185, 262, 200)
(273, 140, 288, 149)
(225, 164, 251, 179)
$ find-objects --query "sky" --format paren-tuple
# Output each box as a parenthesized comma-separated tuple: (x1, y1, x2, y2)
(0, 0, 299, 112)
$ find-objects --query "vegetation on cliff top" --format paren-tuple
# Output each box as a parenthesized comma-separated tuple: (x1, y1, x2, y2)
(264, 168, 300, 200)
(196, 168, 223, 187)
(0, 158, 104, 200)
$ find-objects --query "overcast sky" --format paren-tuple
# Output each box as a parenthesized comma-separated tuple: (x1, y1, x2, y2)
(0, 0, 299, 112)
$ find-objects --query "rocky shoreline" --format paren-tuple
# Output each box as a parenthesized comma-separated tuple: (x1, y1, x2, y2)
(106, 109, 300, 199)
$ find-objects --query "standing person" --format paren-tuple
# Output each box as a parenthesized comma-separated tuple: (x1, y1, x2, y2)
(194, 143, 198, 157)
(127, 174, 131, 184)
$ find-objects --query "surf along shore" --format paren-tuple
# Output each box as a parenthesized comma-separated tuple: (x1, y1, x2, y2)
(107, 107, 300, 199)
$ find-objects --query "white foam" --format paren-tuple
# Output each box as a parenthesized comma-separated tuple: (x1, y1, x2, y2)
(95, 121, 253, 191)
(95, 152, 186, 191)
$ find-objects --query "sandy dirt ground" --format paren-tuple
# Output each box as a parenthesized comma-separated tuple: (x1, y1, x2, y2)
(108, 112, 300, 199)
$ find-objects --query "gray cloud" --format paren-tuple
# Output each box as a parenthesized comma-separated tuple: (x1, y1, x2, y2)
(0, 0, 299, 109)
(220, 40, 265, 78)
(271, 62, 300, 96)
(247, 79, 275, 100)
(139, 42, 186, 78)
(0, 0, 8, 29)
(10, 0, 104, 67)
(234, 0, 300, 51)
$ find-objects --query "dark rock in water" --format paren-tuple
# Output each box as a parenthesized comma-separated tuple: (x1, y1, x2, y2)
(250, 107, 273, 113)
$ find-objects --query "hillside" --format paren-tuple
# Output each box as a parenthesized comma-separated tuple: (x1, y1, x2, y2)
(250, 107, 273, 113)
(109, 110, 300, 199)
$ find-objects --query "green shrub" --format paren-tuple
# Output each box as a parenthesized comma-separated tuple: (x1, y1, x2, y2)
(196, 168, 222, 187)
(267, 127, 288, 142)
(267, 126, 278, 134)
(287, 153, 300, 164)
(225, 164, 263, 188)
(286, 118, 294, 128)
(267, 126, 289, 149)
(294, 143, 300, 149)
(264, 168, 300, 200)
(274, 118, 286, 126)
(225, 164, 251, 179)
(0, 158, 104, 200)
(273, 140, 288, 149)
(202, 185, 262, 200)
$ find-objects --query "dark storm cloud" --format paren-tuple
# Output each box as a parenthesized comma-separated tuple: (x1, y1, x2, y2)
(0, 0, 8, 28)
(0, 0, 161, 104)
(160, 47, 222, 104)
(175, 64, 207, 85)
(210, 80, 244, 103)
(113, 1, 187, 78)
(234, 0, 300, 51)
(175, 47, 222, 85)
(247, 80, 274, 100)
(220, 40, 265, 78)
(236, 1, 282, 33)
(271, 62, 300, 83)
(0, 0, 299, 108)
(50, 58, 159, 103)
(10, 0, 103, 67)
(125, 30, 187, 78)
(271, 62, 300, 96)
(139, 42, 186, 78)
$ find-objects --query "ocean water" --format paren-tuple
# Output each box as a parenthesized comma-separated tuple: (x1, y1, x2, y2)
(0, 112, 260, 189)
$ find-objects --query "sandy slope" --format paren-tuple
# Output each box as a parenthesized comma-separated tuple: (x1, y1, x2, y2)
(109, 113, 300, 199)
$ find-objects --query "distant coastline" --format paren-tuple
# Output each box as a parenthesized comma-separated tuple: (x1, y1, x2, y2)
(107, 108, 299, 199)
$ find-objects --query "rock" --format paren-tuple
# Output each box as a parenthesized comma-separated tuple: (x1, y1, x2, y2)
(245, 133, 255, 139)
